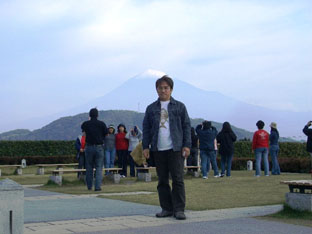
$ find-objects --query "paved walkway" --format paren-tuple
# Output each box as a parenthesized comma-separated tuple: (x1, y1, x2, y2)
(23, 187, 312, 234)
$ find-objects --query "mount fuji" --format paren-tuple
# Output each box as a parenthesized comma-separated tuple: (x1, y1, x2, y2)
(58, 69, 309, 139)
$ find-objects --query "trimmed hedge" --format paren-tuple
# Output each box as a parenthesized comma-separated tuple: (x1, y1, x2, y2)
(218, 157, 311, 173)
(0, 141, 76, 157)
(0, 141, 310, 158)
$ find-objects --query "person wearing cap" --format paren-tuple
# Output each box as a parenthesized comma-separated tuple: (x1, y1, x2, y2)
(104, 124, 116, 175)
(269, 122, 280, 175)
(115, 123, 129, 177)
(252, 120, 269, 177)
(269, 122, 281, 175)
(303, 121, 312, 157)
(81, 108, 108, 191)
(143, 75, 191, 220)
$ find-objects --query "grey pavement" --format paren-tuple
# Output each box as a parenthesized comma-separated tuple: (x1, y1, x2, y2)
(23, 187, 312, 234)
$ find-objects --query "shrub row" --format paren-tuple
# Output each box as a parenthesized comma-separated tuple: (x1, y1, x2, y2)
(0, 141, 76, 157)
(1, 141, 309, 158)
(220, 157, 311, 173)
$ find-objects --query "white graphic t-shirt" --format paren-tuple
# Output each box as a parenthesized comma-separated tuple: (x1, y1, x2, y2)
(157, 100, 173, 151)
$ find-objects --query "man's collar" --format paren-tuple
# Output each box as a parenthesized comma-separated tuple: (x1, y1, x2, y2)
(157, 96, 176, 104)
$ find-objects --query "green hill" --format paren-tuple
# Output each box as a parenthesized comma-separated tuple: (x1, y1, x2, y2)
(0, 110, 290, 141)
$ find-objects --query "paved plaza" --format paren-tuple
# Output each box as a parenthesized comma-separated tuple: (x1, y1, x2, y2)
(23, 187, 312, 234)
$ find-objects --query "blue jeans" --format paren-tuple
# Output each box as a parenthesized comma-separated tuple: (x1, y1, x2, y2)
(104, 149, 116, 174)
(255, 148, 269, 176)
(270, 145, 280, 175)
(200, 150, 219, 177)
(85, 145, 104, 190)
(220, 154, 233, 177)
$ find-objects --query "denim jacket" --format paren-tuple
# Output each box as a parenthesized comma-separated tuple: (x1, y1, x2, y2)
(142, 97, 191, 152)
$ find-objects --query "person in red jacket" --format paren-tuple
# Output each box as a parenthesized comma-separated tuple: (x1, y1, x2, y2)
(252, 120, 269, 177)
(115, 124, 129, 177)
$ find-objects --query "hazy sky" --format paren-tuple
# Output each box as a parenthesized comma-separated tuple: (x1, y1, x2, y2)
(1, 0, 311, 132)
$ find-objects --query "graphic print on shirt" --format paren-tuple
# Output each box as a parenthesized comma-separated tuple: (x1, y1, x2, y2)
(160, 108, 169, 129)
(259, 131, 267, 139)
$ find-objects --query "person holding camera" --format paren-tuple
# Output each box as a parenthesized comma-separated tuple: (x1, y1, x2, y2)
(303, 121, 312, 157)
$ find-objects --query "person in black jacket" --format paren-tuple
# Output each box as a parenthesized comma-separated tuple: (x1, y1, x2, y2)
(81, 108, 108, 191)
(303, 121, 312, 156)
(216, 122, 237, 177)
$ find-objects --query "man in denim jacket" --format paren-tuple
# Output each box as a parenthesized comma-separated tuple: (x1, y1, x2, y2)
(143, 75, 191, 220)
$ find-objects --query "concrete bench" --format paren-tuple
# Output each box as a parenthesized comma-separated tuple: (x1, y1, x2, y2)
(136, 167, 156, 182)
(281, 180, 312, 211)
(36, 163, 79, 175)
(50, 168, 122, 185)
(0, 165, 23, 176)
(184, 166, 200, 177)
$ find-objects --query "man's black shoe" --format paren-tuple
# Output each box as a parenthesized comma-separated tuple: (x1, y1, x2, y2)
(174, 211, 186, 220)
(94, 188, 102, 192)
(155, 210, 173, 218)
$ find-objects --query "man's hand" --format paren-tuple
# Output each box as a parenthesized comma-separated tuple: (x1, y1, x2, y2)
(182, 147, 190, 158)
(143, 149, 150, 159)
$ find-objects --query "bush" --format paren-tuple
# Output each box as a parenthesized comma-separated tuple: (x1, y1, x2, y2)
(0, 141, 76, 157)
(216, 157, 311, 173)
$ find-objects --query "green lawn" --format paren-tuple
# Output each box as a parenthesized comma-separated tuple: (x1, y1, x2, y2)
(3, 167, 310, 211)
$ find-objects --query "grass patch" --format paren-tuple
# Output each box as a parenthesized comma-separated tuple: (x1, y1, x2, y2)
(270, 204, 312, 220)
(33, 170, 311, 211)
(259, 204, 312, 227)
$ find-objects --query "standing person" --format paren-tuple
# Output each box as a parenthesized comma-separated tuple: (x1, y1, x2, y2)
(143, 75, 191, 220)
(104, 125, 116, 175)
(252, 120, 269, 177)
(187, 127, 199, 172)
(116, 124, 129, 177)
(75, 131, 86, 179)
(196, 121, 220, 179)
(126, 126, 142, 177)
(303, 121, 312, 157)
(216, 122, 237, 177)
(81, 108, 107, 191)
(269, 122, 280, 175)
(303, 121, 312, 175)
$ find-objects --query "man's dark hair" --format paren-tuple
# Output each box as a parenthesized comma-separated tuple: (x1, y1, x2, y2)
(155, 75, 174, 90)
(203, 121, 212, 130)
(256, 120, 265, 130)
(89, 108, 98, 118)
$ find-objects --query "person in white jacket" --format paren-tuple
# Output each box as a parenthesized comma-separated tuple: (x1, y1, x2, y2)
(126, 126, 142, 177)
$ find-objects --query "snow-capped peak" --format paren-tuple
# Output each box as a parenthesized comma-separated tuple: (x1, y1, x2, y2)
(134, 69, 166, 79)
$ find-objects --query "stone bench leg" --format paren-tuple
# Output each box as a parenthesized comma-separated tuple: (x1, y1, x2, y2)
(37, 167, 45, 175)
(57, 167, 63, 175)
(286, 192, 312, 212)
(109, 174, 120, 184)
(49, 175, 62, 185)
(138, 172, 152, 182)
(15, 168, 22, 175)
(0, 169, 1, 177)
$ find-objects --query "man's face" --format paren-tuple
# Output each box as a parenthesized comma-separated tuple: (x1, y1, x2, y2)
(156, 81, 172, 101)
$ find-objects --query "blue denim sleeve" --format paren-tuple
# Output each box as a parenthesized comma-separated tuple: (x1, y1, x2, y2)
(181, 103, 191, 148)
(142, 107, 152, 150)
